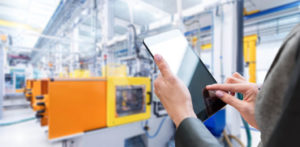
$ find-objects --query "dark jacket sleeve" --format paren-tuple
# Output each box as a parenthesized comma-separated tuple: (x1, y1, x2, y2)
(175, 117, 222, 147)
(266, 41, 300, 147)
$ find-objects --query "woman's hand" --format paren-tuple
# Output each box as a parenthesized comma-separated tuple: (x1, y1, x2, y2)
(206, 73, 259, 129)
(153, 54, 196, 128)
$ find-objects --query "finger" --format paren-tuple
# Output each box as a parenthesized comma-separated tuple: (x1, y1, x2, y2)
(156, 74, 163, 80)
(232, 72, 246, 81)
(215, 90, 244, 111)
(154, 75, 166, 99)
(154, 75, 167, 90)
(154, 75, 164, 88)
(206, 83, 247, 93)
(154, 54, 173, 78)
(154, 88, 161, 98)
(225, 76, 245, 84)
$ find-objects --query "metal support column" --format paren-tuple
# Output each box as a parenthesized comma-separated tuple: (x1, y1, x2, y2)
(99, 0, 115, 70)
(237, 0, 244, 75)
(212, 0, 242, 143)
(100, 0, 114, 45)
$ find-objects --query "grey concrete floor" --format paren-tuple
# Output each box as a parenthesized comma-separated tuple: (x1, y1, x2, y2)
(0, 108, 61, 147)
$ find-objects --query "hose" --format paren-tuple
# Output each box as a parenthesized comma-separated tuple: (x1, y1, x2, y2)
(144, 116, 167, 139)
(0, 117, 36, 127)
(223, 130, 233, 147)
(223, 130, 245, 147)
(237, 93, 252, 147)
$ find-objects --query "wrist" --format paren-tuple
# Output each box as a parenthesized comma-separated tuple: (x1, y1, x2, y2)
(173, 111, 197, 128)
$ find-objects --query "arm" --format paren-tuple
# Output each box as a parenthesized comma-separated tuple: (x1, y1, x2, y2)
(175, 118, 222, 147)
(153, 54, 260, 146)
(266, 47, 300, 147)
(153, 55, 221, 146)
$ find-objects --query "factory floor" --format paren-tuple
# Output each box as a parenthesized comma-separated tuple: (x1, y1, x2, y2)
(0, 106, 261, 147)
(0, 108, 61, 147)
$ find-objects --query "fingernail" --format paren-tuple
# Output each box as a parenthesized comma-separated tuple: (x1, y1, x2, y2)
(216, 90, 224, 98)
(154, 54, 162, 62)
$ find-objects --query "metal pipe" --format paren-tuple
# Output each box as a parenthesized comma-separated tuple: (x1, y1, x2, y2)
(244, 1, 300, 20)
(236, 0, 244, 75)
(184, 1, 300, 37)
(39, 0, 64, 38)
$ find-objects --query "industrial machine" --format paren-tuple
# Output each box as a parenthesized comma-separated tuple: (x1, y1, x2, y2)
(31, 79, 48, 111)
(34, 79, 49, 126)
(24, 79, 34, 101)
(19, 1, 173, 145)
(24, 79, 50, 126)
(23, 76, 151, 140)
(48, 78, 107, 140)
(4, 69, 26, 93)
(107, 77, 151, 127)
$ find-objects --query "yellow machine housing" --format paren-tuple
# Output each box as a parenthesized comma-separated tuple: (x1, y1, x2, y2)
(107, 77, 151, 127)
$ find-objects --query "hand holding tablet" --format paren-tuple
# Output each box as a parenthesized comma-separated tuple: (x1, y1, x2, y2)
(144, 29, 226, 121)
(153, 54, 197, 127)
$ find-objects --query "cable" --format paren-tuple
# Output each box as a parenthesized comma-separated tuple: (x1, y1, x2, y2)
(223, 130, 245, 147)
(0, 117, 36, 127)
(144, 116, 167, 139)
(237, 93, 252, 147)
(223, 130, 233, 147)
(228, 134, 245, 147)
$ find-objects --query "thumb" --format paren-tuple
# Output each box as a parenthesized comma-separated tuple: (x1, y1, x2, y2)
(215, 90, 244, 111)
(154, 54, 173, 78)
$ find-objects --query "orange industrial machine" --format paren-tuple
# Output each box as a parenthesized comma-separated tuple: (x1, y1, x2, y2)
(31, 79, 49, 111)
(31, 80, 41, 109)
(37, 94, 49, 126)
(35, 76, 151, 140)
(48, 78, 107, 140)
(24, 80, 34, 101)
(34, 79, 50, 126)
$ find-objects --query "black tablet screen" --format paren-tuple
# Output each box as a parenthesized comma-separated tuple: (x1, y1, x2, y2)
(144, 29, 226, 121)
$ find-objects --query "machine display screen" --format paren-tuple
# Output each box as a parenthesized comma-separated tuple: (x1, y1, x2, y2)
(143, 29, 226, 121)
(116, 86, 146, 117)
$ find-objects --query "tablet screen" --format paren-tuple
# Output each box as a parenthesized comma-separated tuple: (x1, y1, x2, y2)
(144, 29, 225, 121)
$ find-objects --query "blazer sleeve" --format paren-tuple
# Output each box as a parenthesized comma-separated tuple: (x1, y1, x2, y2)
(175, 117, 222, 147)
(265, 38, 300, 147)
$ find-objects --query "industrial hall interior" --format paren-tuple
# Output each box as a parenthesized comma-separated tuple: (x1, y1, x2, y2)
(0, 0, 299, 147)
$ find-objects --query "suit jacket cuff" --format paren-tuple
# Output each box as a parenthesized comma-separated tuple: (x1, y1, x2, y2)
(175, 117, 221, 147)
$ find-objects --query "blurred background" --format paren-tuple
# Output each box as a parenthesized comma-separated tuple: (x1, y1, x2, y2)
(0, 0, 299, 147)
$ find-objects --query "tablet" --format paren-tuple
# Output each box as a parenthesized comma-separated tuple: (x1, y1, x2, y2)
(143, 29, 226, 121)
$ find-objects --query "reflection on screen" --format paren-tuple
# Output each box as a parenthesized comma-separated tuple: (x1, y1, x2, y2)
(145, 30, 225, 120)
(176, 41, 219, 120)
(150, 35, 187, 74)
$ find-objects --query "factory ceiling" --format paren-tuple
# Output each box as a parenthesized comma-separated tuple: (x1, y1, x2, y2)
(0, 0, 298, 66)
